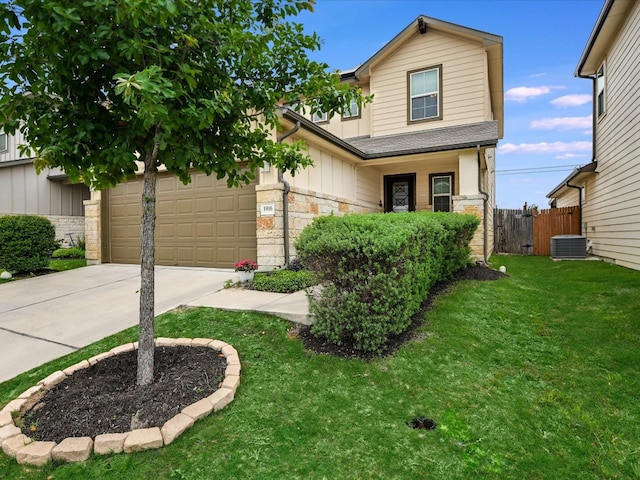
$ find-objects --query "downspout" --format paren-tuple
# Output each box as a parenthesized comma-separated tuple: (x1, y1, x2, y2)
(566, 182, 583, 235)
(575, 69, 597, 238)
(476, 145, 489, 264)
(276, 120, 301, 268)
(576, 68, 597, 165)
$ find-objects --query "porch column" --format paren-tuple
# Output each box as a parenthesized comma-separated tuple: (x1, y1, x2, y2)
(458, 150, 479, 195)
(83, 190, 102, 265)
(255, 184, 285, 268)
(455, 150, 485, 260)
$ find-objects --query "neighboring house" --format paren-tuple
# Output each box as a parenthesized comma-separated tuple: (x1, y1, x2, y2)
(0, 129, 90, 246)
(85, 15, 504, 268)
(547, 0, 640, 271)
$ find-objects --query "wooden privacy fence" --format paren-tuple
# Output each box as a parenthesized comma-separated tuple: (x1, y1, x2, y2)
(494, 206, 580, 255)
(533, 206, 581, 255)
(494, 208, 534, 255)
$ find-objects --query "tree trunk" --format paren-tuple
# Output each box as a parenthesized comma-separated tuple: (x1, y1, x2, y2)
(137, 155, 158, 387)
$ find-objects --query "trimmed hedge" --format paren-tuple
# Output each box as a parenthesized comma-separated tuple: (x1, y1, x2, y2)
(0, 215, 58, 273)
(52, 247, 86, 259)
(252, 269, 317, 294)
(295, 212, 479, 352)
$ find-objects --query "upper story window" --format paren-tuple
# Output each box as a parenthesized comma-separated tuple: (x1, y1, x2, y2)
(596, 62, 606, 118)
(408, 65, 442, 123)
(342, 98, 360, 120)
(312, 110, 328, 124)
(0, 132, 7, 152)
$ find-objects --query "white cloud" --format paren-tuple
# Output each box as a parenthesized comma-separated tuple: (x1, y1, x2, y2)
(551, 94, 592, 107)
(530, 116, 592, 130)
(505, 85, 562, 102)
(555, 153, 589, 160)
(498, 141, 592, 154)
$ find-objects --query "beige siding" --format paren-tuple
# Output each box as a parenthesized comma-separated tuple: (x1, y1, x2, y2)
(583, 0, 640, 270)
(554, 188, 581, 208)
(322, 84, 372, 140)
(377, 155, 459, 211)
(355, 166, 381, 206)
(370, 29, 488, 137)
(285, 144, 368, 205)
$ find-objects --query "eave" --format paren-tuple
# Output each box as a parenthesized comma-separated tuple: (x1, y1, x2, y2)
(546, 162, 598, 199)
(576, 0, 635, 76)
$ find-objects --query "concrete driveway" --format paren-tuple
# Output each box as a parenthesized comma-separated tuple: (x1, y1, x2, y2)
(0, 264, 235, 383)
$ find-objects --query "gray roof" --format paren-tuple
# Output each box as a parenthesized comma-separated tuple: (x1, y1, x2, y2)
(279, 108, 499, 160)
(345, 121, 500, 158)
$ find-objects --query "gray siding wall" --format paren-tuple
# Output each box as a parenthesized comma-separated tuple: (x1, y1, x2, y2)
(0, 162, 89, 216)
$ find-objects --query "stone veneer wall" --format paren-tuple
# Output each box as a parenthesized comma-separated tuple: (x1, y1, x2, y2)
(255, 183, 380, 268)
(44, 215, 86, 248)
(452, 194, 486, 261)
(83, 192, 101, 265)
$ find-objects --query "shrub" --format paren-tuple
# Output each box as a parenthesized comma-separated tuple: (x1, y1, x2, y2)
(252, 269, 317, 293)
(52, 247, 86, 259)
(0, 215, 58, 273)
(295, 212, 479, 352)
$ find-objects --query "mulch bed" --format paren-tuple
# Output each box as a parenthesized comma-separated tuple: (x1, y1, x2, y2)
(20, 346, 226, 443)
(17, 264, 505, 443)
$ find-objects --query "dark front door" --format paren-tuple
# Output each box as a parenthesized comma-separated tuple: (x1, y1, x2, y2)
(384, 174, 416, 213)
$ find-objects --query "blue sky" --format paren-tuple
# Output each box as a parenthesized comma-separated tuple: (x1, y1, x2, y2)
(297, 0, 604, 209)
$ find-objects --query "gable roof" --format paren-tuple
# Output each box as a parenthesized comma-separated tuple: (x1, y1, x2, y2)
(576, 0, 637, 76)
(349, 15, 504, 137)
(279, 107, 499, 160)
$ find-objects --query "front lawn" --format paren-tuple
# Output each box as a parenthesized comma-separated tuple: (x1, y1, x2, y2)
(1, 256, 639, 479)
(0, 257, 86, 283)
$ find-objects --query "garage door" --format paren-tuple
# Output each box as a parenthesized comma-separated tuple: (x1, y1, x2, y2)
(107, 171, 257, 268)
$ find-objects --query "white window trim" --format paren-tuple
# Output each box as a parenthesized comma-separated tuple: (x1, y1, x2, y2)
(342, 98, 360, 120)
(0, 132, 7, 153)
(596, 62, 606, 119)
(431, 173, 453, 212)
(312, 110, 328, 124)
(408, 65, 442, 123)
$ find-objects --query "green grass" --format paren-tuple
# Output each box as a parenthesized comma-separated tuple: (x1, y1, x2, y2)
(1, 258, 86, 283)
(49, 258, 87, 272)
(1, 255, 639, 479)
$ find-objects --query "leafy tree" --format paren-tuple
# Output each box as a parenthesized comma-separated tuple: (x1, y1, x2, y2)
(0, 0, 365, 386)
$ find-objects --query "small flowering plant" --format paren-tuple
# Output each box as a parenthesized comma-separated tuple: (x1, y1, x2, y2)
(234, 260, 258, 272)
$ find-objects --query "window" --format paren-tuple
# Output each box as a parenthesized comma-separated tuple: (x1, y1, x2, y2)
(596, 63, 605, 118)
(408, 66, 441, 122)
(312, 110, 328, 124)
(430, 173, 454, 212)
(0, 132, 6, 152)
(342, 98, 360, 120)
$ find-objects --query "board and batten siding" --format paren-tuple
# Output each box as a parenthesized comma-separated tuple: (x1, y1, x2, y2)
(0, 130, 31, 163)
(0, 162, 88, 216)
(583, 0, 640, 270)
(369, 29, 488, 137)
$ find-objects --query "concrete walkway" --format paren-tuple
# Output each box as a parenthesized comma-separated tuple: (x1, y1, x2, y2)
(0, 264, 310, 383)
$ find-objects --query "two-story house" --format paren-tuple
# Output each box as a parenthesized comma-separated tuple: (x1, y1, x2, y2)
(0, 129, 90, 245)
(547, 0, 640, 271)
(85, 15, 504, 268)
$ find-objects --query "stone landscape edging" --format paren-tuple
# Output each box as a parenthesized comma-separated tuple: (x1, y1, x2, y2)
(0, 337, 241, 466)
